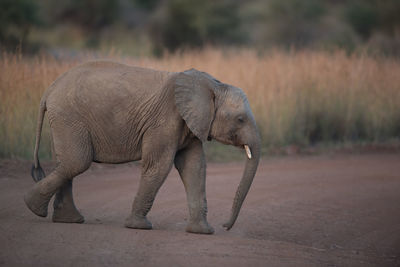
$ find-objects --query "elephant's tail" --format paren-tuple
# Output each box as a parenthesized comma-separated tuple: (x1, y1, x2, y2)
(31, 99, 47, 182)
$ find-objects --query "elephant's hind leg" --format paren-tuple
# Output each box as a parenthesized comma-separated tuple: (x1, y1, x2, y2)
(24, 167, 71, 217)
(52, 180, 84, 223)
(24, 121, 92, 219)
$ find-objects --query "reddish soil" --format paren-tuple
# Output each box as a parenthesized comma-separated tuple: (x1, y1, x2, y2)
(0, 153, 399, 266)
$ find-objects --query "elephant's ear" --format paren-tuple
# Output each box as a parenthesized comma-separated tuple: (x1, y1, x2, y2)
(174, 69, 215, 142)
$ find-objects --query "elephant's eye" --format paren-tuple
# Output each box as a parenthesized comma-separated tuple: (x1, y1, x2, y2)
(237, 116, 245, 123)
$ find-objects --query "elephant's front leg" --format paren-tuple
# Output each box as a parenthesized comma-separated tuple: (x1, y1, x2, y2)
(125, 136, 176, 230)
(174, 138, 214, 234)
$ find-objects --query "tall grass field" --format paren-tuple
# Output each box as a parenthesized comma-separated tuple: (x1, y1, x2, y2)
(1, 49, 400, 160)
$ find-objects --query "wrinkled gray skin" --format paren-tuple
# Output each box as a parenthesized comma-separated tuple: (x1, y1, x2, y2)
(25, 61, 260, 234)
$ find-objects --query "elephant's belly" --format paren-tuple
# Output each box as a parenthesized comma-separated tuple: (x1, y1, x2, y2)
(90, 134, 142, 164)
(92, 147, 141, 164)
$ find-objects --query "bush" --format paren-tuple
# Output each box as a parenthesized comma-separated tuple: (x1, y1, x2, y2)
(149, 0, 245, 53)
(263, 0, 326, 48)
(0, 0, 40, 49)
(344, 1, 377, 40)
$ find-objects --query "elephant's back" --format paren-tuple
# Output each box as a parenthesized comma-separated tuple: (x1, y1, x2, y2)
(44, 60, 171, 114)
(45, 60, 170, 97)
(74, 60, 169, 79)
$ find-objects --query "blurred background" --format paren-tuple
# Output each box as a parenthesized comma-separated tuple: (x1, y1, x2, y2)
(1, 0, 400, 160)
(1, 0, 400, 56)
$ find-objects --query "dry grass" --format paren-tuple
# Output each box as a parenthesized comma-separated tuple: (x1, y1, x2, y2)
(1, 48, 400, 159)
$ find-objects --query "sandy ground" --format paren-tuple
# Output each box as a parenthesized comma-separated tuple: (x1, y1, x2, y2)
(0, 153, 399, 267)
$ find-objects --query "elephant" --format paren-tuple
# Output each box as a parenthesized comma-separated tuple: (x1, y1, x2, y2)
(24, 60, 260, 234)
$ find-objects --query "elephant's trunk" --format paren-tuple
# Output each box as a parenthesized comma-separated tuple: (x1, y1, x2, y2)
(223, 132, 261, 230)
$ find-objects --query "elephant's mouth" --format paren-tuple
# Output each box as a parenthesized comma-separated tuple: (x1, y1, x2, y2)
(232, 143, 253, 159)
(208, 134, 252, 159)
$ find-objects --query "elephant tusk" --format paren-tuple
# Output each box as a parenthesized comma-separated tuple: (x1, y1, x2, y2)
(244, 145, 252, 159)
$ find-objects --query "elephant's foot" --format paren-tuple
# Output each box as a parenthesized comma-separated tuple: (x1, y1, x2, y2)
(24, 185, 51, 217)
(125, 214, 153, 230)
(52, 206, 84, 223)
(186, 220, 214, 234)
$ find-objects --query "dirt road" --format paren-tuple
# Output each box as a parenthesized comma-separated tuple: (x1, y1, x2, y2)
(1, 153, 399, 266)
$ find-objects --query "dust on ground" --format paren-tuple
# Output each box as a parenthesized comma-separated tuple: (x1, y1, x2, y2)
(0, 153, 399, 266)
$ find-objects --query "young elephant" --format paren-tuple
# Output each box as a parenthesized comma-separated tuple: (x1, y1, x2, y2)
(25, 61, 260, 234)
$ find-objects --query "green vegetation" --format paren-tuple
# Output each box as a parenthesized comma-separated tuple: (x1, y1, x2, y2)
(1, 0, 400, 55)
(149, 0, 244, 54)
(0, 0, 40, 50)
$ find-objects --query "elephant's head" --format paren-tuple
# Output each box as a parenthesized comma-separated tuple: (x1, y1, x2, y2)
(174, 69, 261, 230)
